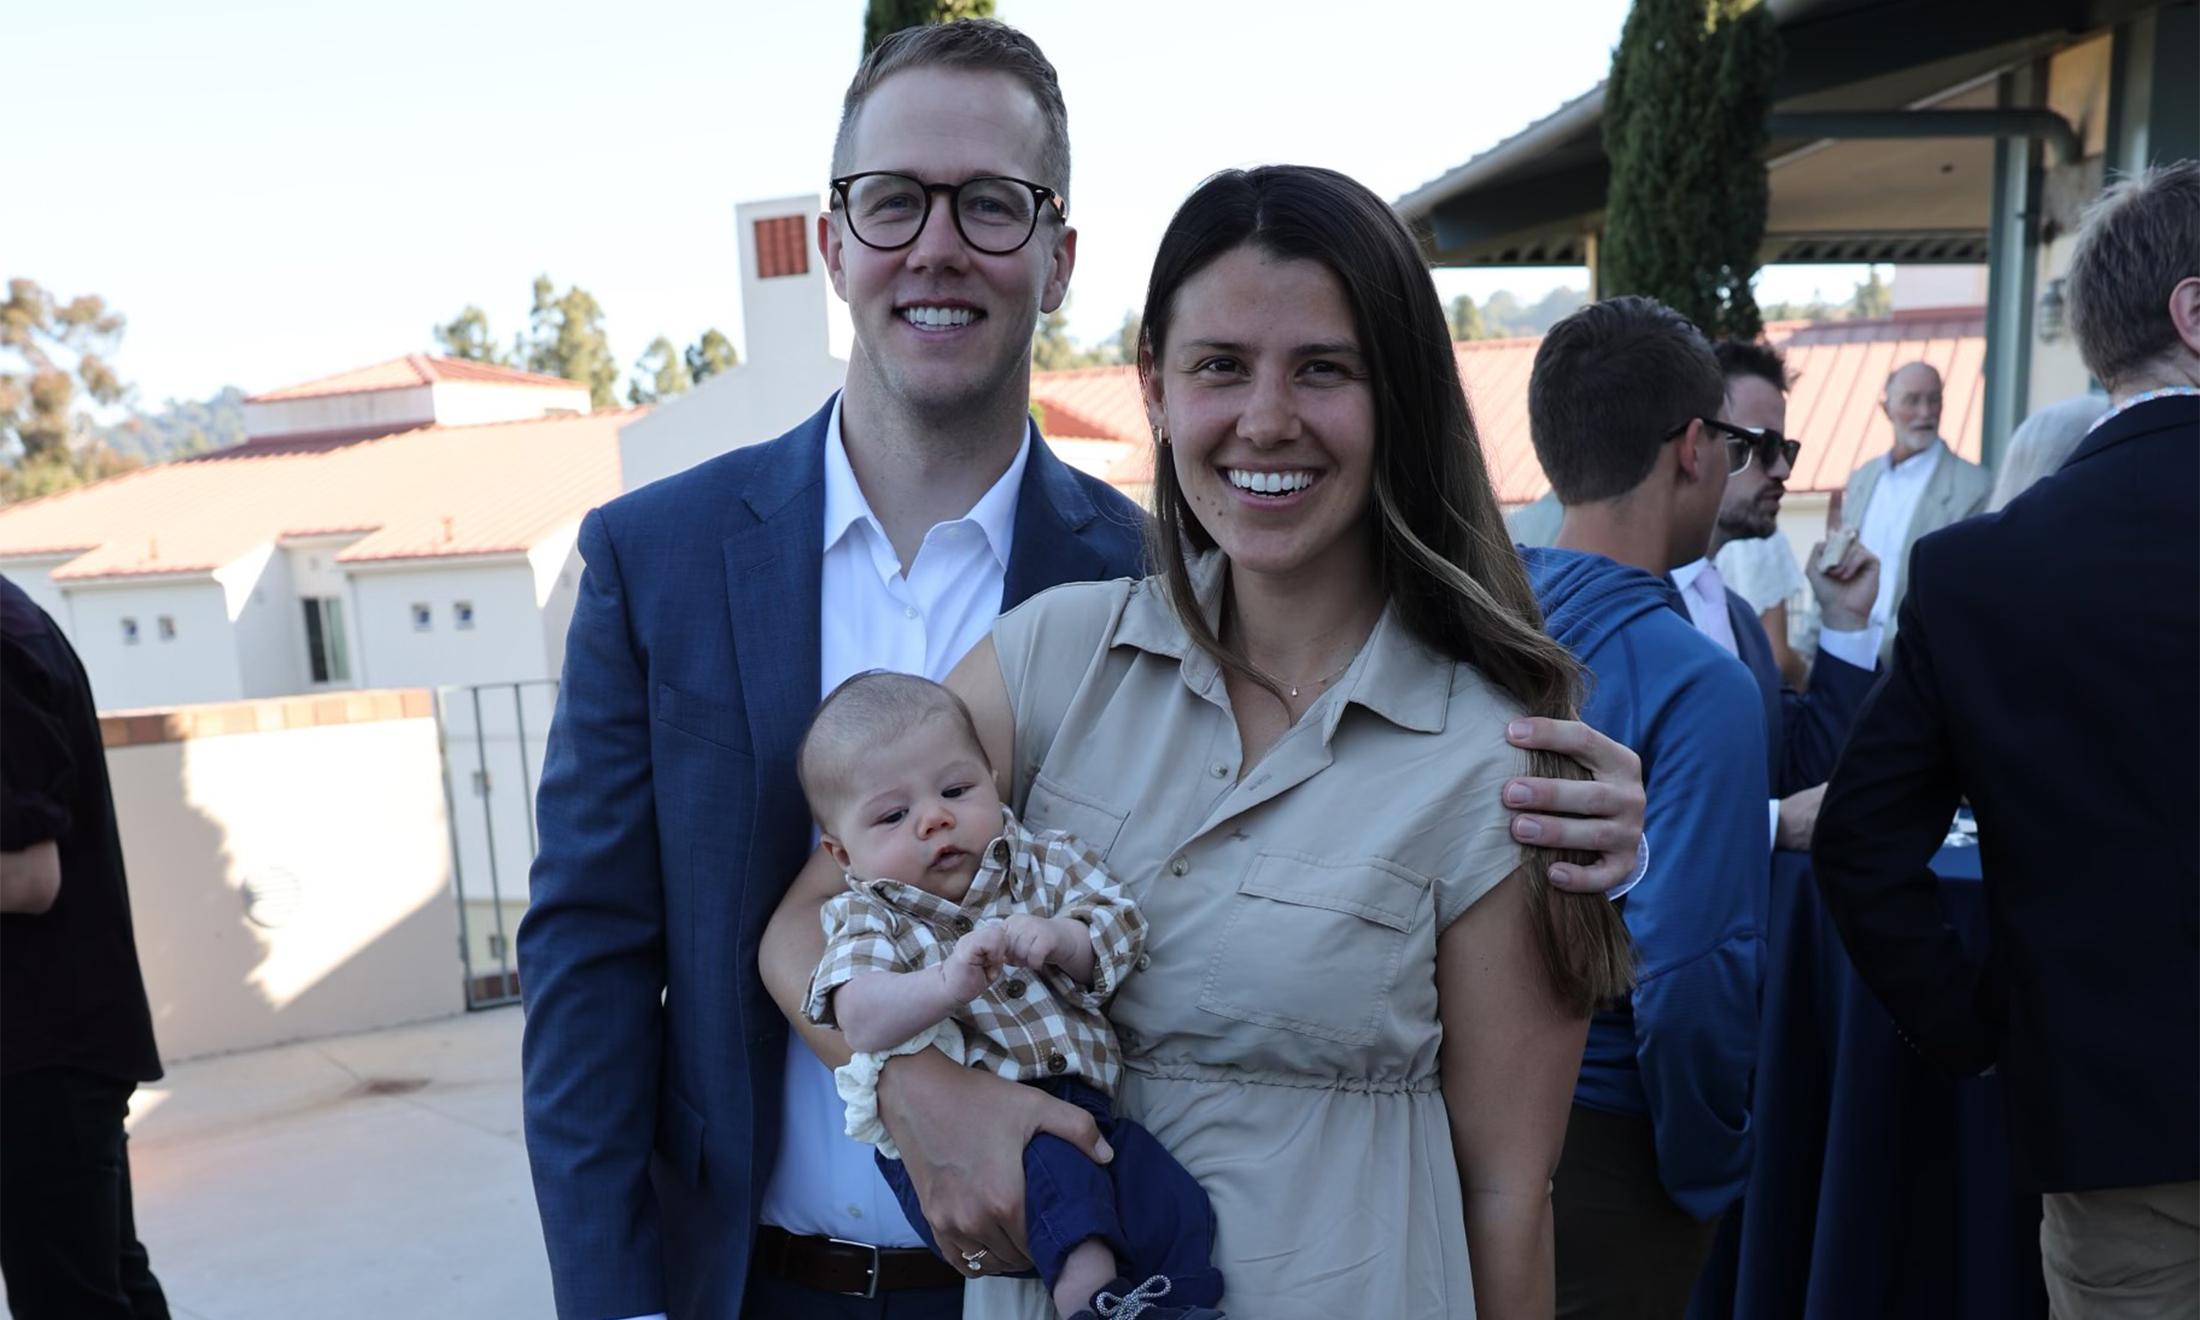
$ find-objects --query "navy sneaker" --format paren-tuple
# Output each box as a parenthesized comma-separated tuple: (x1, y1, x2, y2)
(1067, 1274, 1226, 1320)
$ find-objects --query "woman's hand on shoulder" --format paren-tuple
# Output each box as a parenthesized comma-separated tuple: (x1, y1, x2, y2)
(1501, 717, 1645, 893)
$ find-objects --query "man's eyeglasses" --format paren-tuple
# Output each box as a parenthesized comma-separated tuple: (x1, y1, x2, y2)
(829, 172, 1065, 256)
(1663, 417, 1803, 476)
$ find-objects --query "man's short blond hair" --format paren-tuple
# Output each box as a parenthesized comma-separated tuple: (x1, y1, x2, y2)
(2065, 160, 2200, 390)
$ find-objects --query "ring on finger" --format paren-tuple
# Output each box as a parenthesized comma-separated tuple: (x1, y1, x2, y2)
(961, 1247, 989, 1273)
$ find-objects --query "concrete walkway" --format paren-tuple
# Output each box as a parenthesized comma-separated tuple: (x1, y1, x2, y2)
(125, 1008, 555, 1320)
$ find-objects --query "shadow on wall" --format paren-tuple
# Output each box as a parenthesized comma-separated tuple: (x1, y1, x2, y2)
(105, 701, 469, 1065)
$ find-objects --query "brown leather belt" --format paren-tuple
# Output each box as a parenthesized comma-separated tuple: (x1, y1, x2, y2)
(754, 1225, 963, 1298)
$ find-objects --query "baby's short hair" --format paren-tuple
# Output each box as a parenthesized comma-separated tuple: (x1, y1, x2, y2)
(797, 671, 990, 826)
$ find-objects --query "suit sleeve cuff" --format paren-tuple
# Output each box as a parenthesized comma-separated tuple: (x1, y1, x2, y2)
(1816, 623, 1882, 672)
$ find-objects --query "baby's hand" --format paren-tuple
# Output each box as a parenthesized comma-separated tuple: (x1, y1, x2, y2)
(999, 913, 1070, 970)
(940, 922, 1009, 1002)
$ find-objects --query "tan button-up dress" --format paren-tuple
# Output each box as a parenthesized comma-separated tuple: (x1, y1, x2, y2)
(964, 560, 1529, 1320)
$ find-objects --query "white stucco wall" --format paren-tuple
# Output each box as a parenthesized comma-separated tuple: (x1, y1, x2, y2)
(242, 385, 436, 441)
(526, 523, 583, 680)
(617, 355, 846, 491)
(429, 380, 590, 428)
(349, 560, 550, 689)
(66, 579, 242, 709)
(221, 546, 310, 698)
(0, 557, 75, 638)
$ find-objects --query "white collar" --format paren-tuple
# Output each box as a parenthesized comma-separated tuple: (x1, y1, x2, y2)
(1670, 558, 1711, 593)
(820, 393, 1031, 569)
(1883, 437, 1946, 479)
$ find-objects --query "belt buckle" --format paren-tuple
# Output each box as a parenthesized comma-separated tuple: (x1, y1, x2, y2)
(827, 1237, 882, 1299)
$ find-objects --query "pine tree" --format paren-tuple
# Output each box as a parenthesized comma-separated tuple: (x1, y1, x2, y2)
(1601, 0, 1780, 339)
(685, 328, 738, 384)
(521, 276, 620, 409)
(1848, 269, 1891, 319)
(863, 0, 994, 54)
(1448, 294, 1487, 342)
(627, 337, 694, 405)
(434, 306, 508, 365)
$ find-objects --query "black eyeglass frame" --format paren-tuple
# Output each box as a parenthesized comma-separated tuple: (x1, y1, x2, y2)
(828, 172, 1066, 256)
(1662, 416, 1802, 476)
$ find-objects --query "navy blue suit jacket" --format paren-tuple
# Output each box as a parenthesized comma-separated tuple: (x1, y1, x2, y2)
(1720, 585, 1876, 796)
(516, 397, 1148, 1319)
(1814, 395, 2198, 1192)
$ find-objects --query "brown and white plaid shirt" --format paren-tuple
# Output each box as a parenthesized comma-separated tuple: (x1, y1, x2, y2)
(804, 809, 1146, 1097)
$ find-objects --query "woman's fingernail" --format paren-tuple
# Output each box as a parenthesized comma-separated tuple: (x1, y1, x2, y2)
(1514, 817, 1543, 842)
(1505, 781, 1532, 806)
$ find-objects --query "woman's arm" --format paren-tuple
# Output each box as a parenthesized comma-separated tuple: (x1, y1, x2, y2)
(760, 847, 860, 1069)
(1762, 602, 1809, 689)
(944, 636, 1016, 801)
(1439, 867, 1591, 1320)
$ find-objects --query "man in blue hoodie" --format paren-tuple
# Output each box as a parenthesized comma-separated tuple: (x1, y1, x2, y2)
(1521, 296, 1771, 1319)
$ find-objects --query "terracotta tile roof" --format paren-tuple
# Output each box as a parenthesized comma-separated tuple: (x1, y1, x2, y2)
(0, 410, 637, 582)
(1029, 307, 1988, 504)
(245, 354, 583, 403)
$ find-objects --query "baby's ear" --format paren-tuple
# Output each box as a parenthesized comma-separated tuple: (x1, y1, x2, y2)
(819, 835, 851, 872)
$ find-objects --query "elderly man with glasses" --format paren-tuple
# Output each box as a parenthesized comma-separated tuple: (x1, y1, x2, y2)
(1667, 340, 1884, 854)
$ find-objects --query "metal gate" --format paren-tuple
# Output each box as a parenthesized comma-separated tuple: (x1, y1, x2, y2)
(434, 680, 559, 1008)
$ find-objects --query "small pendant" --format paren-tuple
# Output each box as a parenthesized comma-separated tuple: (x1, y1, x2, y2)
(1288, 686, 1300, 699)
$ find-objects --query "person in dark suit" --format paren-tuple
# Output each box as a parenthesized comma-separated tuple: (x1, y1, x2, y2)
(1814, 159, 2200, 1318)
(1, 574, 169, 1320)
(516, 22, 1651, 1320)
(1670, 340, 1882, 851)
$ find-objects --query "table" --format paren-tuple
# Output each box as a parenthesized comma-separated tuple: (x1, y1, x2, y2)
(1687, 838, 2048, 1319)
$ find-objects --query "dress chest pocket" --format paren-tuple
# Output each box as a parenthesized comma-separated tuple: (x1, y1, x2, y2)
(1196, 850, 1431, 1046)
(1020, 772, 1128, 859)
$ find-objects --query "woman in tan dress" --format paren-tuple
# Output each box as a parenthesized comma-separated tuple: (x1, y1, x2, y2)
(770, 165, 1632, 1319)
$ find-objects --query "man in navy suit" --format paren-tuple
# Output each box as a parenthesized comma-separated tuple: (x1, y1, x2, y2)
(1669, 341, 1881, 851)
(1815, 160, 2199, 1317)
(516, 20, 1650, 1320)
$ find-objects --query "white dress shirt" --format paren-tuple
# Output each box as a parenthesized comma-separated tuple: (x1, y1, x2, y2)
(1669, 557, 1879, 849)
(1856, 439, 1944, 631)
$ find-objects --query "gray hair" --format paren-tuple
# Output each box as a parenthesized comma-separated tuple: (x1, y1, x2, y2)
(2065, 160, 2200, 390)
(797, 671, 988, 827)
(1987, 392, 2111, 511)
(831, 19, 1071, 199)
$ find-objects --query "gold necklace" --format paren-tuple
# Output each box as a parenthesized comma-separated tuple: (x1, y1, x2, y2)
(1249, 653, 1357, 701)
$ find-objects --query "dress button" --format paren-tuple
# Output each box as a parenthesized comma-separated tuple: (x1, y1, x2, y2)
(1168, 856, 1189, 877)
(1046, 1051, 1068, 1074)
(1001, 977, 1026, 999)
(952, 915, 972, 934)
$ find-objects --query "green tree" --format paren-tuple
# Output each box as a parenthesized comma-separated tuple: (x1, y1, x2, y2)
(1481, 289, 1527, 336)
(1601, 0, 1781, 339)
(1032, 305, 1081, 371)
(2, 278, 139, 503)
(100, 386, 246, 463)
(1448, 294, 1488, 341)
(627, 336, 694, 406)
(685, 328, 738, 384)
(522, 275, 620, 408)
(434, 305, 510, 365)
(1111, 310, 1142, 365)
(1848, 268, 1891, 319)
(864, 0, 994, 54)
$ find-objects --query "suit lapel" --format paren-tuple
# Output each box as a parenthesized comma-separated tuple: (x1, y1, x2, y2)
(1002, 425, 1111, 609)
(723, 403, 829, 934)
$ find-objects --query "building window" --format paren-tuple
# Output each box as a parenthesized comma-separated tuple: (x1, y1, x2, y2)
(121, 617, 140, 645)
(302, 597, 351, 684)
(453, 601, 475, 630)
(754, 215, 810, 278)
(486, 933, 507, 960)
(157, 616, 177, 641)
(411, 603, 432, 632)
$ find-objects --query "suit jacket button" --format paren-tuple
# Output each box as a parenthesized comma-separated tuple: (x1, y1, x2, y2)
(1045, 1052, 1068, 1074)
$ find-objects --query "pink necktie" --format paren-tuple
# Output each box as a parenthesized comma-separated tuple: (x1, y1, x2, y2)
(1691, 563, 1740, 656)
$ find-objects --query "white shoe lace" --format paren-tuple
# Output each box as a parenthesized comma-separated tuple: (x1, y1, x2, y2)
(1096, 1275, 1173, 1319)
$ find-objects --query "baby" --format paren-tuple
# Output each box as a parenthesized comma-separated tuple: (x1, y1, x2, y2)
(798, 671, 1225, 1320)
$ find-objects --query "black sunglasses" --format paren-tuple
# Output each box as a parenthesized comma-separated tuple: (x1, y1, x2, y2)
(829, 172, 1065, 256)
(1663, 417, 1802, 476)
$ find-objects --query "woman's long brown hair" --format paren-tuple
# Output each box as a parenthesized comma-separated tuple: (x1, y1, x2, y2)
(1138, 166, 1633, 1014)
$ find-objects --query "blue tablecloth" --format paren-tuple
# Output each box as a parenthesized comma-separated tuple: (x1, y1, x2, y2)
(1688, 838, 2048, 1319)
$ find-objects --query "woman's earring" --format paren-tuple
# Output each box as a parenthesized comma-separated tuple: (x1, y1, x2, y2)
(1154, 424, 1170, 446)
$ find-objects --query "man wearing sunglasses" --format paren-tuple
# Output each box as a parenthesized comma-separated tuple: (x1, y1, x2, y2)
(1667, 342, 1882, 852)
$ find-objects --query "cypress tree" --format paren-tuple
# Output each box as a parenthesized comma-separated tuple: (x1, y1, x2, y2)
(863, 0, 995, 55)
(1601, 0, 1781, 339)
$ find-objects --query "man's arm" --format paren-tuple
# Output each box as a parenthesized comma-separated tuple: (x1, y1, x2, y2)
(0, 640, 73, 915)
(0, 841, 61, 915)
(1629, 662, 1770, 1221)
(1812, 550, 1990, 1074)
(515, 510, 670, 1320)
(1774, 540, 1883, 793)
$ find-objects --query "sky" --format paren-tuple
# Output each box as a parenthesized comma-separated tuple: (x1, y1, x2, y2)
(13, 0, 1875, 410)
